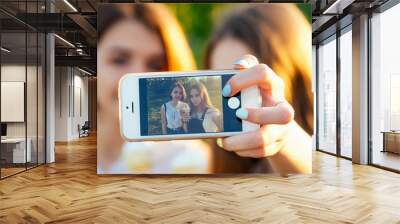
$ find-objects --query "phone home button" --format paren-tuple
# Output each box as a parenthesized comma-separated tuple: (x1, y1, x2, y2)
(228, 97, 240, 109)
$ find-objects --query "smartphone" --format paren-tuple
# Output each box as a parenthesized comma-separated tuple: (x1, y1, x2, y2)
(119, 70, 261, 141)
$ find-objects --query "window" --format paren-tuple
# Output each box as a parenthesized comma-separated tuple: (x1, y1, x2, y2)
(339, 28, 352, 158)
(317, 36, 337, 154)
(370, 2, 400, 171)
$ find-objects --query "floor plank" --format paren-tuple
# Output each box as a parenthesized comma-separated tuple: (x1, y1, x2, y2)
(1, 135, 400, 223)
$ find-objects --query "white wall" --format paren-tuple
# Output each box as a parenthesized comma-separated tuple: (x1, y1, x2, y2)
(1, 65, 26, 141)
(54, 67, 89, 141)
(1, 65, 37, 138)
(72, 73, 89, 138)
(1, 82, 25, 122)
(1, 64, 46, 164)
(55, 66, 69, 141)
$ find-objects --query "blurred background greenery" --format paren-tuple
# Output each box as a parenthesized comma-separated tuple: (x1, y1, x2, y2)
(167, 3, 311, 69)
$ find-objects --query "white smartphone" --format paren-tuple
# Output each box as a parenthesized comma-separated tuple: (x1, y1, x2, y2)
(119, 70, 261, 141)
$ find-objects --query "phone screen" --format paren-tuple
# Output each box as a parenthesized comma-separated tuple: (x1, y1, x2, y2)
(139, 74, 242, 136)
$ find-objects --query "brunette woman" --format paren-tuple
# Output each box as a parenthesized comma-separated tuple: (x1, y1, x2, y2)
(205, 4, 313, 174)
(187, 82, 221, 133)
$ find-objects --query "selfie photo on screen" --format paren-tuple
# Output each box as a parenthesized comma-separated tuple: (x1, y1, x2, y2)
(140, 76, 224, 136)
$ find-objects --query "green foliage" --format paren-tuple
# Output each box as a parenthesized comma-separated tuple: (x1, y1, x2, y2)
(167, 4, 223, 69)
(297, 3, 312, 23)
(167, 3, 311, 69)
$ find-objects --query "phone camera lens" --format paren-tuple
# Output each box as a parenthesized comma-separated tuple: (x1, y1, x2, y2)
(126, 106, 129, 109)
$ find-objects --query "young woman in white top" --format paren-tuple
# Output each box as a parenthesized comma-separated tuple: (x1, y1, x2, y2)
(187, 81, 222, 133)
(160, 82, 189, 135)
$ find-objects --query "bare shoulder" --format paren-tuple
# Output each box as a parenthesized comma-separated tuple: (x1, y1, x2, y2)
(206, 107, 219, 115)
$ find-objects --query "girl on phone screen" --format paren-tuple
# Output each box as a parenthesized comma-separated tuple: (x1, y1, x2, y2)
(160, 82, 189, 135)
(187, 82, 222, 133)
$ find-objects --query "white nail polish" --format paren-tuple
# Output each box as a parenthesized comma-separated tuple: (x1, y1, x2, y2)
(234, 59, 248, 67)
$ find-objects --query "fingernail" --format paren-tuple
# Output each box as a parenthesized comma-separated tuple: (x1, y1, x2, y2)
(216, 138, 224, 148)
(222, 84, 231, 97)
(234, 59, 248, 67)
(236, 108, 248, 120)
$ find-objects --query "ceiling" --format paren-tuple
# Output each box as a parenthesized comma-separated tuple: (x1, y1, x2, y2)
(0, 0, 394, 73)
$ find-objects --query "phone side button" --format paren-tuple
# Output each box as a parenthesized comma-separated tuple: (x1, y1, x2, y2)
(228, 97, 240, 109)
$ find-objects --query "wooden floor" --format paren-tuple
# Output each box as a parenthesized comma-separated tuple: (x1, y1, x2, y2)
(1, 163, 45, 178)
(0, 167, 26, 178)
(1, 135, 400, 223)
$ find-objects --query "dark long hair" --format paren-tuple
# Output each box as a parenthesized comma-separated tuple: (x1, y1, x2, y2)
(205, 4, 313, 135)
(188, 81, 213, 114)
(168, 82, 187, 101)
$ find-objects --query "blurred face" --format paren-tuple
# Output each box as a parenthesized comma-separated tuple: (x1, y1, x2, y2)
(171, 86, 183, 101)
(190, 88, 202, 107)
(209, 36, 253, 69)
(98, 19, 165, 115)
(97, 19, 165, 160)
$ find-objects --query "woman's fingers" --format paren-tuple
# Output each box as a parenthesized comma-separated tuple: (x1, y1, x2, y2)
(234, 142, 282, 158)
(233, 54, 259, 70)
(219, 126, 282, 152)
(236, 102, 294, 125)
(224, 63, 284, 98)
(220, 130, 266, 151)
(219, 129, 283, 157)
(220, 54, 292, 159)
(235, 148, 268, 158)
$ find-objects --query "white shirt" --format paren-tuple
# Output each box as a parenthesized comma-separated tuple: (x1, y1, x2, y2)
(165, 101, 184, 129)
(98, 140, 211, 174)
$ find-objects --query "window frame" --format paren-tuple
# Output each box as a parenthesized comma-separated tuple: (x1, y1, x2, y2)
(315, 23, 353, 160)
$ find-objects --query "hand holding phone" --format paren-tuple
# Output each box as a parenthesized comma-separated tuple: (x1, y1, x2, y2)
(119, 70, 261, 141)
(217, 55, 299, 162)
